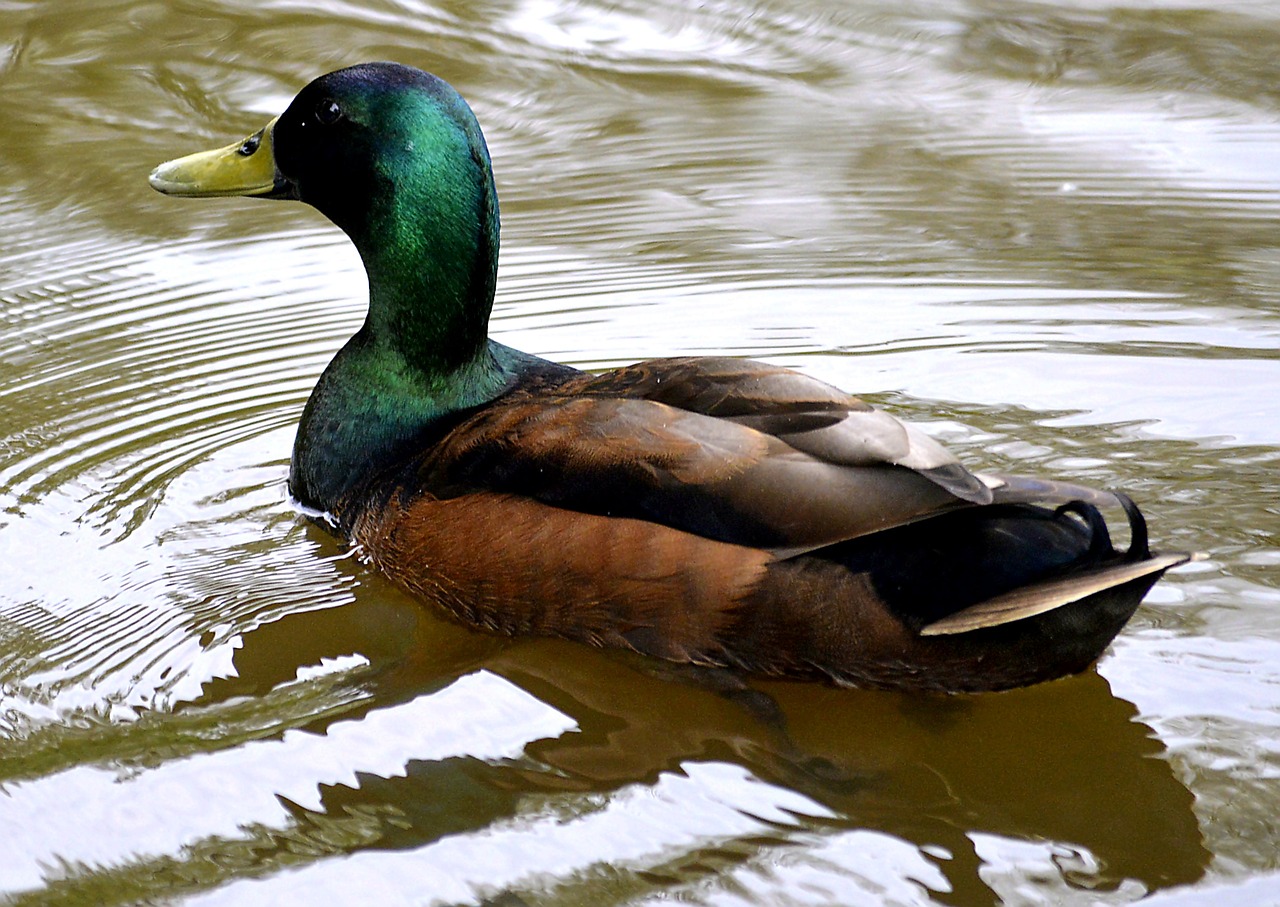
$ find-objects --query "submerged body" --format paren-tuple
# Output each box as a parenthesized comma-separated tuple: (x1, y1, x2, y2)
(150, 62, 1192, 692)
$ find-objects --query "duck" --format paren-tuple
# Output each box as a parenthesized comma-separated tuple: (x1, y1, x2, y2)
(149, 62, 1193, 693)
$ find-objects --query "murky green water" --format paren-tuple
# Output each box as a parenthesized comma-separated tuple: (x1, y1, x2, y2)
(2, 1, 1278, 904)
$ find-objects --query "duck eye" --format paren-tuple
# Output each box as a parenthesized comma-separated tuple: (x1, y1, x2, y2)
(314, 99, 343, 125)
(237, 131, 262, 156)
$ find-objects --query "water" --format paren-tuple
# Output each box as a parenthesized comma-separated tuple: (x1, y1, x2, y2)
(1, 1, 1278, 904)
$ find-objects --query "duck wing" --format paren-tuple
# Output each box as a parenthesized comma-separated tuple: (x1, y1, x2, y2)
(588, 358, 1144, 515)
(569, 357, 1145, 516)
(557, 356, 994, 505)
(400, 357, 1004, 555)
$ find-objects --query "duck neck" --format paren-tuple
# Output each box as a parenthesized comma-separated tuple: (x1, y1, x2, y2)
(289, 167, 510, 518)
(356, 160, 499, 373)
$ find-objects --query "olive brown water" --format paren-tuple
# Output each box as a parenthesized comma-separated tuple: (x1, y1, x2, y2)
(2, 2, 1278, 905)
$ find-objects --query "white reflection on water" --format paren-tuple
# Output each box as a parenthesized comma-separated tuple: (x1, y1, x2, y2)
(0, 433, 288, 729)
(185, 760, 948, 907)
(1025, 108, 1280, 200)
(509, 0, 751, 60)
(0, 670, 576, 895)
(971, 833, 1146, 906)
(1105, 633, 1280, 728)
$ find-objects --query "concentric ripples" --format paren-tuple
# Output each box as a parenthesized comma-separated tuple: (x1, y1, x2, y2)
(1, 0, 1279, 904)
(0, 231, 331, 528)
(0, 214, 368, 744)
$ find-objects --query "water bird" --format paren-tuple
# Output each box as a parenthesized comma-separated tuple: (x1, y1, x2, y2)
(149, 62, 1193, 692)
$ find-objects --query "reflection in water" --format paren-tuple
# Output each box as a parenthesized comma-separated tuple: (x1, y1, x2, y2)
(3, 595, 1209, 905)
(1, 0, 1278, 903)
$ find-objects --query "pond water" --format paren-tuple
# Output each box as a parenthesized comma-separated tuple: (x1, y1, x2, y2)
(2, 1, 1279, 904)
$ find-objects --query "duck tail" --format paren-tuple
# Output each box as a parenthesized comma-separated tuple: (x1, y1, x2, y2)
(917, 491, 1189, 638)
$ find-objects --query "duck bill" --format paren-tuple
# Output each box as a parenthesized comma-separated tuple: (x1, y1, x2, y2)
(148, 117, 293, 199)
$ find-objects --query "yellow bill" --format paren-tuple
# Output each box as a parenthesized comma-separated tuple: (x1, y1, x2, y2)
(149, 117, 280, 198)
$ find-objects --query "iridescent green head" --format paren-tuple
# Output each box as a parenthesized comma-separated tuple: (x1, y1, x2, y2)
(151, 64, 513, 514)
(151, 62, 501, 374)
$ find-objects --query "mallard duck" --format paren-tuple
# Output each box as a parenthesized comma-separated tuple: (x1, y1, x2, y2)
(149, 62, 1192, 692)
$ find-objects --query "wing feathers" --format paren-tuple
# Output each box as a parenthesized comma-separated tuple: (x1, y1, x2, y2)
(565, 357, 869, 416)
(561, 356, 997, 512)
(402, 357, 1139, 559)
(420, 395, 973, 551)
(918, 552, 1192, 636)
(981, 473, 1123, 509)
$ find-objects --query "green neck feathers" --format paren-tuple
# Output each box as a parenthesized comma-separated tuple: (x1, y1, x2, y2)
(270, 64, 521, 515)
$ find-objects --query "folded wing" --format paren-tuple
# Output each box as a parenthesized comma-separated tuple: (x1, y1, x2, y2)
(406, 357, 1014, 554)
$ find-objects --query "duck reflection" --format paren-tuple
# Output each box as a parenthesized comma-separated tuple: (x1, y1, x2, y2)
(484, 639, 1208, 898)
(190, 540, 1209, 905)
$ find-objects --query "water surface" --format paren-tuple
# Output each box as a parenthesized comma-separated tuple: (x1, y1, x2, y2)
(2, 1, 1279, 904)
